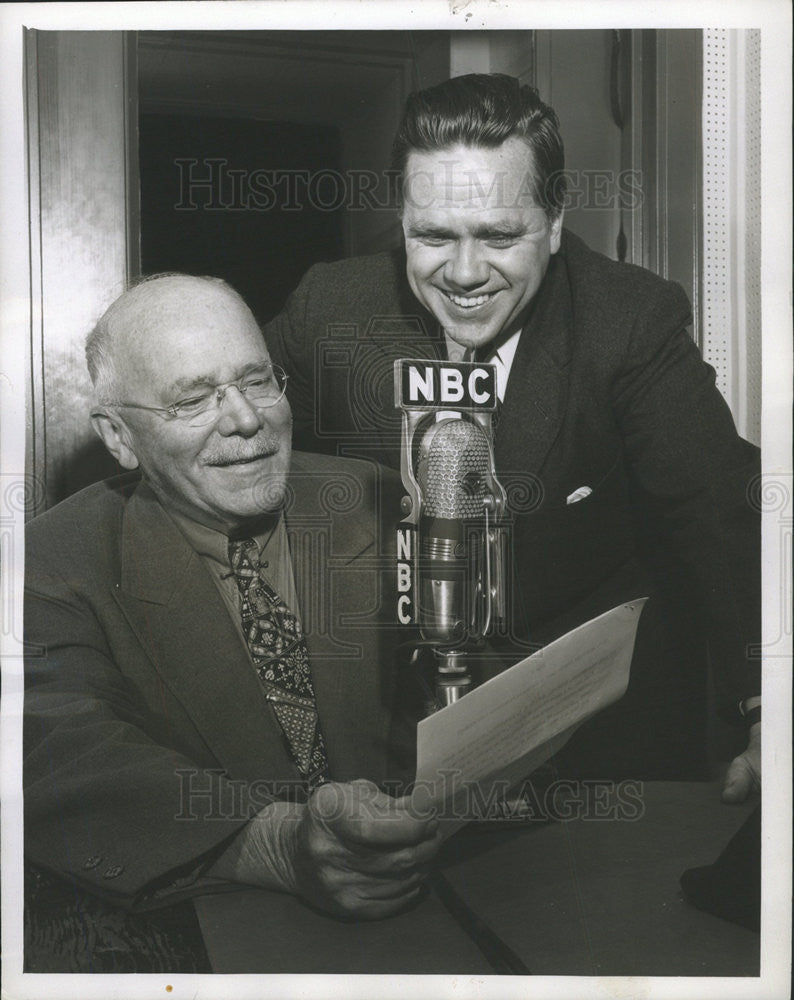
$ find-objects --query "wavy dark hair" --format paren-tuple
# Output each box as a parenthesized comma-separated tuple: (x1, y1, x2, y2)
(391, 73, 566, 219)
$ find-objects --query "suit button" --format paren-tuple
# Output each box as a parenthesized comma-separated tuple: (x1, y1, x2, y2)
(83, 856, 102, 870)
(102, 864, 124, 879)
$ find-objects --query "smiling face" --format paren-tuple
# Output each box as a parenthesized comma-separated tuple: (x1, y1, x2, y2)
(401, 138, 563, 352)
(97, 278, 292, 533)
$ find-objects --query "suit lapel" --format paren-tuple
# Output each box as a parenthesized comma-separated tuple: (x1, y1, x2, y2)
(285, 454, 392, 779)
(113, 484, 297, 783)
(495, 251, 574, 477)
(285, 452, 375, 692)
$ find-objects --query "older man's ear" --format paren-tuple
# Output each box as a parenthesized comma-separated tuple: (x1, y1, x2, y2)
(90, 409, 140, 470)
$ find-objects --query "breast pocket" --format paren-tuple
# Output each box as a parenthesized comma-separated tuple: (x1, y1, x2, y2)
(561, 453, 625, 513)
(513, 455, 635, 603)
(558, 454, 633, 539)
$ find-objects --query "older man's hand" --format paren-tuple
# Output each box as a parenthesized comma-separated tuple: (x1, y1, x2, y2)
(288, 779, 440, 920)
(211, 779, 440, 920)
(721, 723, 761, 803)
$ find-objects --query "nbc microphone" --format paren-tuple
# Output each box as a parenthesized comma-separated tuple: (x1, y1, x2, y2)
(394, 359, 508, 707)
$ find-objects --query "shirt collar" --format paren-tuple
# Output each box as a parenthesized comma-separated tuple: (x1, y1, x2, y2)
(166, 507, 281, 569)
(443, 328, 522, 370)
(481, 328, 522, 401)
(488, 328, 522, 372)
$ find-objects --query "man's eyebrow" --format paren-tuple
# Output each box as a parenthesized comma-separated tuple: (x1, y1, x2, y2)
(471, 222, 529, 238)
(168, 374, 215, 396)
(405, 223, 457, 238)
(168, 362, 271, 396)
(406, 222, 531, 239)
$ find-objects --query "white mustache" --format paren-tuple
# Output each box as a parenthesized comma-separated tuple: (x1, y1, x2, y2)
(204, 439, 281, 466)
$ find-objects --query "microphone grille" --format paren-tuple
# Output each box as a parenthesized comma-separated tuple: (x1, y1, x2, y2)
(418, 418, 491, 518)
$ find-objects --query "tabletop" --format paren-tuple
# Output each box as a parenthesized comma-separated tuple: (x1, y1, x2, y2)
(193, 780, 759, 976)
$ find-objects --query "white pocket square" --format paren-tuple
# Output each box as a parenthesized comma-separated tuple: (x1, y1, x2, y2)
(566, 486, 592, 505)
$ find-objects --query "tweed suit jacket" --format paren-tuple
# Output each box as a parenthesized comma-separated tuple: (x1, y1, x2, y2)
(265, 231, 761, 748)
(24, 452, 411, 908)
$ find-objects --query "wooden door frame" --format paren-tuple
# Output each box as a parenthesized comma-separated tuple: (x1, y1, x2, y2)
(24, 29, 140, 516)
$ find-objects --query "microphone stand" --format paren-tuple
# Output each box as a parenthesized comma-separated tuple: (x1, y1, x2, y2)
(433, 649, 473, 706)
(430, 494, 501, 706)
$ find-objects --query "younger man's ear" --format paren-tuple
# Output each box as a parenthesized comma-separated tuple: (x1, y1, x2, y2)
(550, 209, 564, 254)
(90, 408, 139, 470)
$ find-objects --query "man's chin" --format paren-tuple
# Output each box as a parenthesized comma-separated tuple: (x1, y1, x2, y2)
(441, 324, 502, 353)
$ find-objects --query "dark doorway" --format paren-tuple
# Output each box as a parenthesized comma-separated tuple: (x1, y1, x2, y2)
(138, 113, 345, 325)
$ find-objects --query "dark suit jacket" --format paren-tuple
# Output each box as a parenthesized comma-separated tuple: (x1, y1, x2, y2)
(265, 232, 761, 772)
(24, 452, 412, 908)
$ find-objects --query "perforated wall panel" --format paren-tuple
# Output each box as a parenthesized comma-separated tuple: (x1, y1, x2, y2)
(702, 31, 733, 405)
(743, 30, 762, 446)
(702, 29, 762, 445)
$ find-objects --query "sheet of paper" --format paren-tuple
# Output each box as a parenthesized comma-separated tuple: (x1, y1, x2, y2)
(412, 600, 647, 833)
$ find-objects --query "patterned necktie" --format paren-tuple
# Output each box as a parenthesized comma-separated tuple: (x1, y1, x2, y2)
(228, 538, 329, 789)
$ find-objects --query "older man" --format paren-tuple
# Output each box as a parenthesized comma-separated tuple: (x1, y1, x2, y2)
(24, 274, 439, 955)
(266, 74, 761, 797)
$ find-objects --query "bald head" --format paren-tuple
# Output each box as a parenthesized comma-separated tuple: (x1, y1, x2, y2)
(86, 274, 258, 404)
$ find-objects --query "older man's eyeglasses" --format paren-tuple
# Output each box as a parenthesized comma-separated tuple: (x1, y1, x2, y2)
(109, 363, 288, 427)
